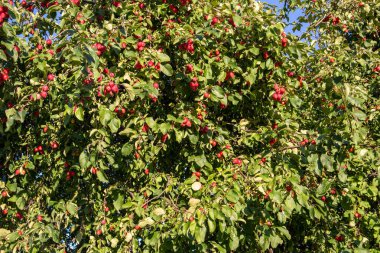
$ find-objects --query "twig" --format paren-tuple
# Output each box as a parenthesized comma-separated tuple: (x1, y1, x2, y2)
(278, 145, 302, 151)
(309, 13, 331, 29)
(141, 180, 170, 207)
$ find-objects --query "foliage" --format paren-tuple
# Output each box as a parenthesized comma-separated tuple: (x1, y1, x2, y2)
(0, 0, 379, 252)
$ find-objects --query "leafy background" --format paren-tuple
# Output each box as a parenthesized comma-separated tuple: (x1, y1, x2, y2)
(0, 0, 379, 252)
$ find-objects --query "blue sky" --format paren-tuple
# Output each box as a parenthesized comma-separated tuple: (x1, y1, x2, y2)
(261, 0, 305, 36)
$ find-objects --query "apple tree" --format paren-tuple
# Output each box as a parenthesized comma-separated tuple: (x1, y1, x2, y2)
(0, 0, 379, 252)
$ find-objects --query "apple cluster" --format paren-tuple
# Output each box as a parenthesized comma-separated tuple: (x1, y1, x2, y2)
(179, 0, 192, 6)
(179, 39, 195, 54)
(281, 32, 287, 47)
(189, 77, 199, 91)
(33, 145, 44, 155)
(0, 68, 9, 85)
(93, 43, 107, 56)
(71, 0, 80, 6)
(114, 106, 127, 117)
(103, 81, 119, 96)
(136, 41, 146, 52)
(40, 1, 58, 8)
(0, 6, 9, 26)
(181, 117, 192, 128)
(272, 83, 286, 102)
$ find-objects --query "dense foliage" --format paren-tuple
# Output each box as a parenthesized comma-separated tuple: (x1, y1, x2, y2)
(0, 0, 379, 252)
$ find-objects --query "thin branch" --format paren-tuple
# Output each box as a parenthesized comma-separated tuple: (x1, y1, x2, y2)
(278, 145, 302, 151)
(141, 179, 170, 207)
(309, 13, 331, 29)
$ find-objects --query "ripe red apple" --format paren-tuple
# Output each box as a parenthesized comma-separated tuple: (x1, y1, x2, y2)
(161, 133, 168, 143)
(40, 91, 48, 99)
(181, 117, 192, 128)
(37, 215, 43, 222)
(335, 235, 344, 242)
(50, 141, 59, 149)
(263, 51, 269, 60)
(281, 37, 287, 47)
(96, 229, 102, 235)
(47, 74, 55, 81)
(269, 138, 277, 146)
(46, 39, 52, 46)
(42, 85, 49, 92)
(321, 196, 327, 202)
(1, 190, 7, 197)
(232, 158, 242, 166)
(211, 17, 219, 26)
(144, 168, 149, 175)
(354, 212, 362, 219)
(71, 0, 80, 6)
(90, 167, 97, 174)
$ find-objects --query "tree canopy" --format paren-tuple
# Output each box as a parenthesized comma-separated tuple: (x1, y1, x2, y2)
(0, 0, 379, 252)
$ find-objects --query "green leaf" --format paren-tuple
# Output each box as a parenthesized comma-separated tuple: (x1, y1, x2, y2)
(285, 196, 296, 211)
(146, 117, 156, 128)
(316, 180, 331, 196)
(0, 228, 11, 238)
(289, 95, 302, 108)
(189, 134, 199, 145)
(108, 118, 121, 133)
(232, 14, 243, 26)
(121, 143, 133, 156)
(75, 107, 84, 121)
(0, 50, 7, 61)
(66, 202, 78, 216)
(208, 219, 216, 234)
(212, 86, 225, 99)
(113, 193, 124, 211)
(320, 154, 333, 171)
(157, 53, 171, 62)
(99, 107, 112, 126)
(226, 190, 239, 203)
(161, 64, 174, 76)
(97, 170, 109, 183)
(16, 196, 26, 210)
(79, 151, 88, 169)
(195, 225, 207, 244)
(6, 232, 19, 243)
(111, 238, 119, 248)
(229, 233, 239, 250)
(352, 109, 366, 121)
